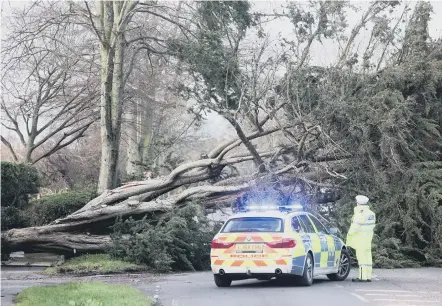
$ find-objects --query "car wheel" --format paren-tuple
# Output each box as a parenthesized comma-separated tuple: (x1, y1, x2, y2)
(299, 253, 314, 286)
(327, 249, 351, 281)
(214, 274, 232, 287)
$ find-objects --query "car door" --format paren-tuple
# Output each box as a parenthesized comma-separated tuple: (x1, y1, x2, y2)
(308, 214, 338, 271)
(296, 214, 322, 272)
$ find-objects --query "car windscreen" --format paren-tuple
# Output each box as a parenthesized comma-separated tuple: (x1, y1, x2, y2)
(221, 217, 284, 233)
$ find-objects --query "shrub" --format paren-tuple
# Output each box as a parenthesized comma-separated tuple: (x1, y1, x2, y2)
(109, 203, 222, 272)
(28, 190, 96, 226)
(1, 162, 41, 230)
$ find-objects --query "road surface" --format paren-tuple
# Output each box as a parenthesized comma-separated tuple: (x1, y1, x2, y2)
(2, 267, 441, 306)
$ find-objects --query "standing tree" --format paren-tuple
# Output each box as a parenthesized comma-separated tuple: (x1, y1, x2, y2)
(1, 4, 99, 164)
(73, 1, 191, 192)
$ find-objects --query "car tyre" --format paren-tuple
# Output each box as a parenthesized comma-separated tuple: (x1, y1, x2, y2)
(327, 249, 351, 281)
(214, 274, 232, 287)
(298, 252, 314, 286)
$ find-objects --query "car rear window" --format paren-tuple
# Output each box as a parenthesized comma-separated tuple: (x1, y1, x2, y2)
(221, 217, 284, 233)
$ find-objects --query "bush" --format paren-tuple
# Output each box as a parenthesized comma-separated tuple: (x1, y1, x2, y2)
(28, 190, 96, 226)
(1, 162, 40, 230)
(109, 203, 222, 272)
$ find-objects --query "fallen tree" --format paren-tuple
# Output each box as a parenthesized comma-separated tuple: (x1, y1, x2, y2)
(1, 122, 350, 254)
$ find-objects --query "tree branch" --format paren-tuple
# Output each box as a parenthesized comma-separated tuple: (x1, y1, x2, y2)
(1, 136, 19, 162)
(1, 100, 26, 146)
(224, 115, 265, 171)
(32, 121, 94, 164)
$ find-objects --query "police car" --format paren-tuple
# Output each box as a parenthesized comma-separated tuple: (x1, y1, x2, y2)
(210, 203, 351, 287)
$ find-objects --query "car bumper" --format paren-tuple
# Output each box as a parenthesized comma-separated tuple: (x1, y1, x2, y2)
(211, 265, 292, 275)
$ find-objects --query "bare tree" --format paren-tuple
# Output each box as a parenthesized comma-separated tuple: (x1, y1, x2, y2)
(1, 3, 99, 163)
(72, 0, 190, 193)
(124, 3, 187, 178)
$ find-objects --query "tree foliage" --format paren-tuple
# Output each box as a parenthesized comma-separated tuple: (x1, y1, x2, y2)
(109, 203, 220, 272)
(284, 2, 442, 267)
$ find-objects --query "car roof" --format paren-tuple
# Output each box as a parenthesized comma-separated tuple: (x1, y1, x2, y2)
(228, 211, 310, 220)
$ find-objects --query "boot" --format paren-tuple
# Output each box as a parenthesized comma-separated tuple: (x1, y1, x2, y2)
(352, 278, 369, 282)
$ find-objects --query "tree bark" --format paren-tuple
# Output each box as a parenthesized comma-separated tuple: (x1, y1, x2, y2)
(126, 100, 142, 177)
(97, 1, 128, 193)
(2, 229, 111, 254)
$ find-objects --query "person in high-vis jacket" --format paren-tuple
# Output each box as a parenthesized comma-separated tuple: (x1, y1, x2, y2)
(346, 195, 376, 282)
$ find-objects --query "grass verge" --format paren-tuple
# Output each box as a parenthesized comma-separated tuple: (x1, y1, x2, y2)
(44, 254, 146, 275)
(13, 281, 152, 306)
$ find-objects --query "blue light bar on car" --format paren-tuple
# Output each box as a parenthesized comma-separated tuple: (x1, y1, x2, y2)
(235, 202, 304, 213)
(234, 192, 306, 213)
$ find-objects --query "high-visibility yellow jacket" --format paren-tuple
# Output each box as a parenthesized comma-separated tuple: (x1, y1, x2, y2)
(346, 205, 376, 250)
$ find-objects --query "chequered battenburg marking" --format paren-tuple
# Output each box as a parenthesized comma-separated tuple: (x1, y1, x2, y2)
(327, 236, 336, 267)
(319, 234, 328, 252)
(291, 255, 305, 275)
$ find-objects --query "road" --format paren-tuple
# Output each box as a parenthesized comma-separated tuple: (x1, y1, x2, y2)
(2, 267, 441, 306)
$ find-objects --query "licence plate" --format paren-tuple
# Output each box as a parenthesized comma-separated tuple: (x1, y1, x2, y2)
(236, 244, 264, 253)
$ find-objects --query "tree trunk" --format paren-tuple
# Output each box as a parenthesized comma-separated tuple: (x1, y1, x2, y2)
(126, 100, 142, 177)
(2, 229, 111, 254)
(126, 80, 156, 177)
(97, 1, 126, 193)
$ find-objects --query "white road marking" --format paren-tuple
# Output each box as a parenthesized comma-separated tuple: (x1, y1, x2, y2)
(172, 298, 179, 306)
(356, 289, 409, 293)
(383, 305, 420, 306)
(417, 292, 441, 295)
(373, 299, 439, 304)
(351, 292, 369, 303)
(364, 293, 389, 296)
(365, 294, 421, 298)
(335, 284, 344, 288)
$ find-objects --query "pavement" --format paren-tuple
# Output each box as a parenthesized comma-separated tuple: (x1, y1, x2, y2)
(1, 267, 441, 306)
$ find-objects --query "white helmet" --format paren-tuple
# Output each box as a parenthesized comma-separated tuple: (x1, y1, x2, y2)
(356, 195, 369, 205)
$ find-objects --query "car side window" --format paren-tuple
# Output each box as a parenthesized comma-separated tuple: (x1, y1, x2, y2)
(297, 215, 316, 233)
(309, 215, 330, 234)
(291, 217, 302, 233)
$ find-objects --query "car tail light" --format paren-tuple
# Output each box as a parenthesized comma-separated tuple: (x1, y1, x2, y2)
(211, 239, 234, 249)
(266, 238, 296, 248)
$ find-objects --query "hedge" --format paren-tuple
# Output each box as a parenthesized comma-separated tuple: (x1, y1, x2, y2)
(28, 190, 97, 226)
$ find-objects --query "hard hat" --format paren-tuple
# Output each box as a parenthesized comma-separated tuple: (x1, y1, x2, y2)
(355, 195, 369, 205)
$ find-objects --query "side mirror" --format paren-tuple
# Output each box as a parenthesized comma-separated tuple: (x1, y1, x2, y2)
(329, 227, 338, 235)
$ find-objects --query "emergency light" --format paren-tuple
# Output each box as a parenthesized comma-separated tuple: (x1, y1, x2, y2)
(234, 193, 305, 213)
